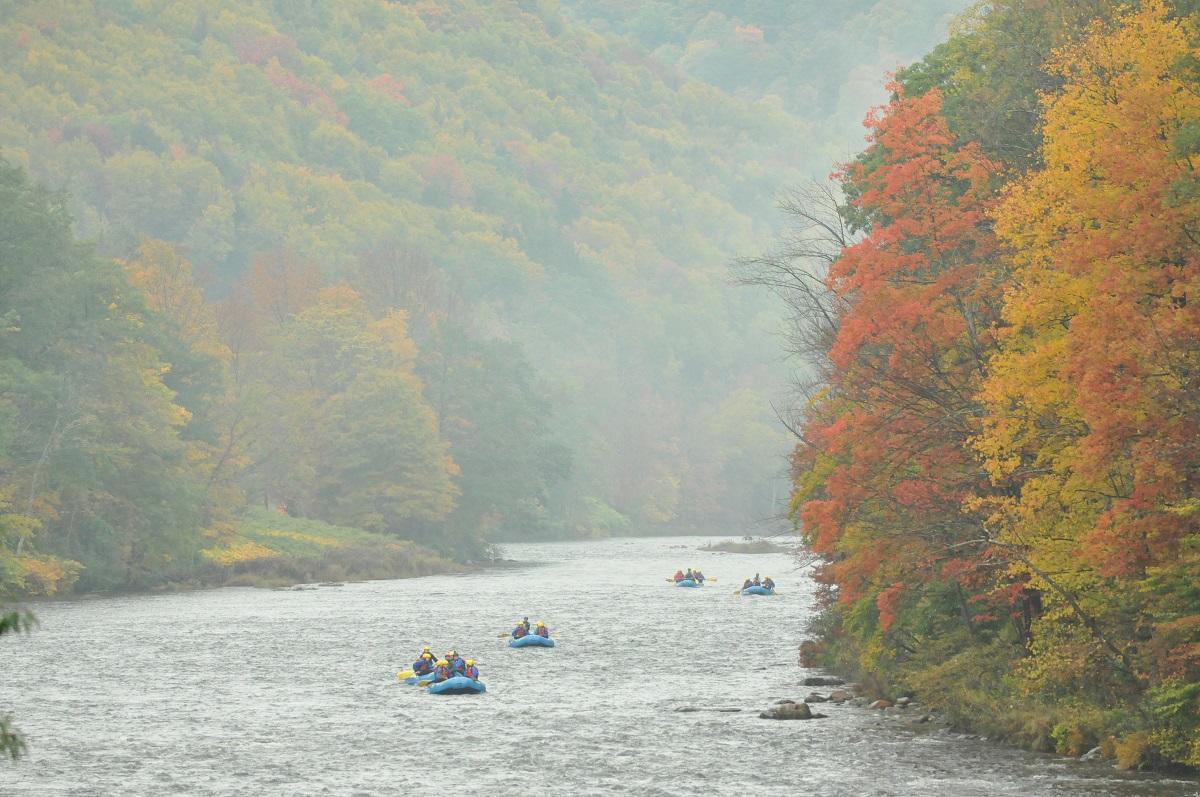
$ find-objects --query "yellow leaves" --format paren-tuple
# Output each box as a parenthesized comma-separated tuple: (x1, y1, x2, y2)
(15, 555, 81, 596)
(200, 541, 277, 566)
(369, 310, 418, 365)
(258, 529, 343, 547)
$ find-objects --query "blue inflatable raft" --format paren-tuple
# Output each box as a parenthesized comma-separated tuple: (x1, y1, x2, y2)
(402, 670, 437, 684)
(428, 676, 486, 695)
(509, 634, 555, 648)
(677, 579, 700, 588)
(742, 585, 775, 596)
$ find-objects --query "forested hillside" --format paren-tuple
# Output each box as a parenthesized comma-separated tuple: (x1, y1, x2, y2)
(0, 1, 963, 595)
(766, 0, 1200, 771)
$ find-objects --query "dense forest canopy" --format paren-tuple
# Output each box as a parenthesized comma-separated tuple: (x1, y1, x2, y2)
(759, 0, 1200, 772)
(0, 0, 966, 595)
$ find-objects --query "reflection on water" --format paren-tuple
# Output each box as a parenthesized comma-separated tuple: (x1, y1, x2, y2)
(3, 537, 1196, 796)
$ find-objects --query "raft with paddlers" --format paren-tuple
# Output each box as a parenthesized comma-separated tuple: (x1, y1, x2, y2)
(399, 647, 484, 692)
(738, 574, 776, 595)
(668, 567, 712, 587)
(508, 618, 554, 646)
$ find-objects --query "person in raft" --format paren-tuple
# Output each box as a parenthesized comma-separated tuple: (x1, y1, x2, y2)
(684, 568, 696, 581)
(413, 646, 436, 675)
(432, 659, 452, 683)
(753, 573, 762, 585)
(762, 576, 775, 590)
(693, 569, 706, 584)
(512, 621, 528, 639)
(534, 621, 550, 638)
(673, 569, 685, 582)
(445, 649, 466, 676)
(463, 659, 480, 680)
(742, 577, 754, 590)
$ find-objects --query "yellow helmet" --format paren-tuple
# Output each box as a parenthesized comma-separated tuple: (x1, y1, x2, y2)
(466, 659, 475, 665)
(536, 621, 545, 627)
(436, 659, 448, 666)
(422, 645, 431, 651)
(421, 652, 433, 659)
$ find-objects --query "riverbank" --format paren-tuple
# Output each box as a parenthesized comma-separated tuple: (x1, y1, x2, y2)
(800, 631, 1200, 775)
(198, 508, 457, 589)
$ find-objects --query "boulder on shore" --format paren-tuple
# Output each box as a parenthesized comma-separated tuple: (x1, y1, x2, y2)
(868, 699, 893, 710)
(802, 676, 845, 687)
(828, 689, 854, 703)
(759, 702, 826, 720)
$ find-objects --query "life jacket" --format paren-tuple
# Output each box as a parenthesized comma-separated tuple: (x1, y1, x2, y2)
(763, 579, 775, 589)
(513, 626, 527, 638)
(464, 665, 479, 680)
(695, 572, 705, 582)
(743, 580, 753, 590)
(673, 570, 684, 581)
(433, 665, 451, 681)
(449, 657, 465, 674)
(413, 657, 434, 675)
(536, 626, 549, 637)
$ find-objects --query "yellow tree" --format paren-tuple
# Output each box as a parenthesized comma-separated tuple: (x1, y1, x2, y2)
(122, 240, 245, 536)
(979, 2, 1200, 748)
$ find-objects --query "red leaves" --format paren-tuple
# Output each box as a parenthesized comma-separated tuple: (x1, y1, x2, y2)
(877, 582, 906, 631)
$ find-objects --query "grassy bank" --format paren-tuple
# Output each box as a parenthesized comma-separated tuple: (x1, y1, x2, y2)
(201, 508, 457, 588)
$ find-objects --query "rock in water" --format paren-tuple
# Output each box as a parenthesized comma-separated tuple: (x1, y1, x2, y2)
(802, 676, 845, 686)
(806, 692, 829, 703)
(1080, 747, 1102, 762)
(869, 699, 893, 710)
(759, 702, 823, 720)
(828, 689, 854, 702)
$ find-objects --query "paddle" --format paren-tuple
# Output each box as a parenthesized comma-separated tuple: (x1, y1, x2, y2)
(397, 669, 415, 679)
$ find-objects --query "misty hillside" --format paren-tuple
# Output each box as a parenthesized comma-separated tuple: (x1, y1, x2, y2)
(560, 0, 966, 136)
(0, 0, 964, 591)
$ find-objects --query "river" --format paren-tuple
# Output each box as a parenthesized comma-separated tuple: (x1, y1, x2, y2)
(3, 536, 1197, 796)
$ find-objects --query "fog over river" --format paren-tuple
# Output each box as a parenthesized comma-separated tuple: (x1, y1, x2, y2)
(3, 537, 1197, 796)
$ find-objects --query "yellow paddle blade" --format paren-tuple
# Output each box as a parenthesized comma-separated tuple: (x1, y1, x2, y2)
(418, 680, 434, 688)
(397, 670, 414, 680)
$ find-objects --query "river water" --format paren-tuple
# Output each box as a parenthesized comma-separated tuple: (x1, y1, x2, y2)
(2, 536, 1197, 796)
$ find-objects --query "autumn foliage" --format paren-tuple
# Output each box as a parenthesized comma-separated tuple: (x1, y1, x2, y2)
(788, 2, 1200, 769)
